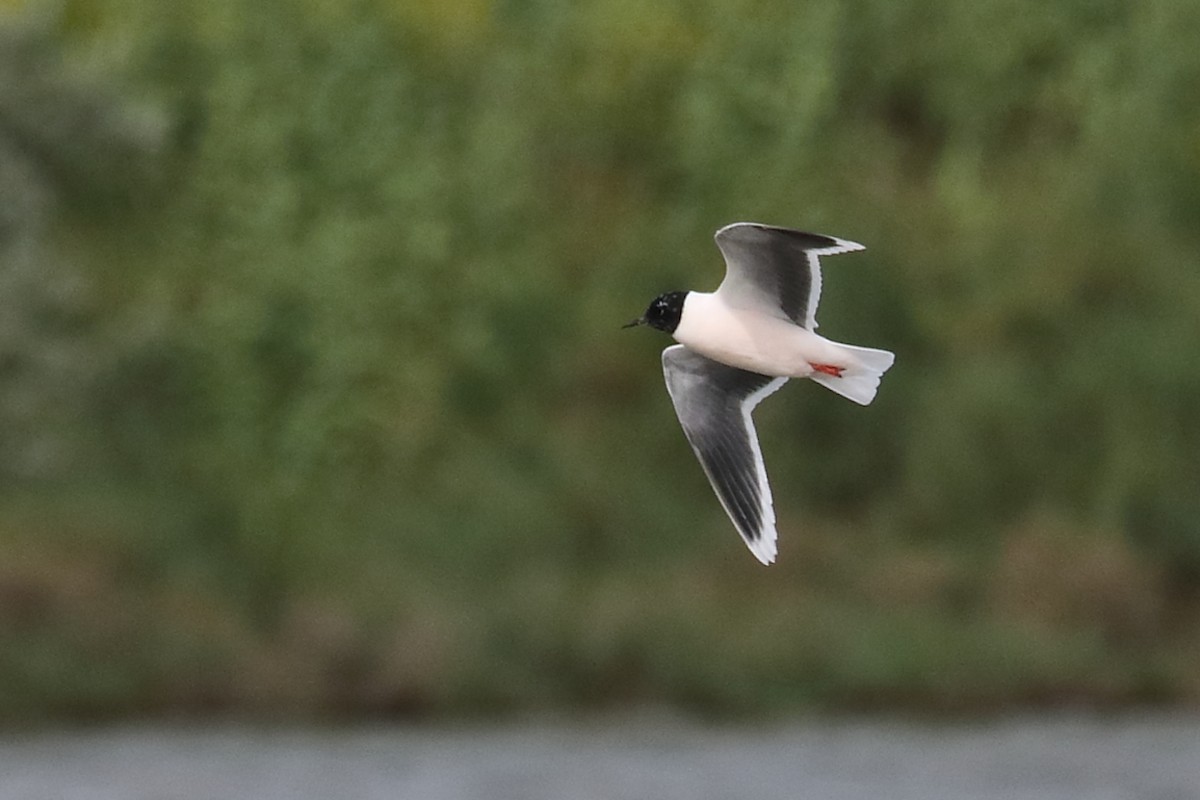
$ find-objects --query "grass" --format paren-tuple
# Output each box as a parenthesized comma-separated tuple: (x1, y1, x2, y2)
(1, 0, 1199, 721)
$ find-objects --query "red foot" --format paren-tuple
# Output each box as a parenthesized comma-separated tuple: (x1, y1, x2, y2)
(811, 363, 844, 378)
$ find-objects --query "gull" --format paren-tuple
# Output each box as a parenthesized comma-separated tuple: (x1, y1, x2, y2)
(624, 222, 895, 564)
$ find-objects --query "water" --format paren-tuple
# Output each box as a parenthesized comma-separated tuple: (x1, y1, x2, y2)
(1, 714, 1198, 799)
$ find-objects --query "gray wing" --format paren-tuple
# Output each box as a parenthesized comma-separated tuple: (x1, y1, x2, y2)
(713, 222, 864, 330)
(662, 344, 787, 565)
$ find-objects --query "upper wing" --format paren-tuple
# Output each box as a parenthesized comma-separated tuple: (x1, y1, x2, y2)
(661, 344, 787, 565)
(713, 222, 864, 330)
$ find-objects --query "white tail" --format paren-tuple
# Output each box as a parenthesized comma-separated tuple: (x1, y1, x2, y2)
(809, 342, 895, 406)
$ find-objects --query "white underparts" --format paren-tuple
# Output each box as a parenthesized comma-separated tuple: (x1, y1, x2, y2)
(673, 293, 895, 404)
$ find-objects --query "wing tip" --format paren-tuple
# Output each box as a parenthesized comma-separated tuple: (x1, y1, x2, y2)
(744, 520, 778, 565)
(747, 535, 777, 565)
(816, 236, 866, 255)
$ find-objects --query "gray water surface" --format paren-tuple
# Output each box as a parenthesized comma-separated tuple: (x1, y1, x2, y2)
(2, 714, 1198, 799)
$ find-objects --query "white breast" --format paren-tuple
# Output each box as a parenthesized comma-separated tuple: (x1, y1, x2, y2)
(673, 293, 838, 377)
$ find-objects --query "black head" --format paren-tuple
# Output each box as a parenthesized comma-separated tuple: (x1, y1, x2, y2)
(623, 291, 688, 334)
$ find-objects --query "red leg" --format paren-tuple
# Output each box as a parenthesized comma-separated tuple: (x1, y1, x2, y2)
(810, 363, 844, 378)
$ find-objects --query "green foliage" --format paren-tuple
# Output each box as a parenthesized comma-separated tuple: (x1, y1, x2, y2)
(1, 0, 1199, 719)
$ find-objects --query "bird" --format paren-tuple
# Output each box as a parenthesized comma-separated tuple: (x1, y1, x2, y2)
(624, 222, 895, 565)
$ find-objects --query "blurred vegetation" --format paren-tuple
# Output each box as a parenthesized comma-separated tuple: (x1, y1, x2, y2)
(1, 0, 1199, 721)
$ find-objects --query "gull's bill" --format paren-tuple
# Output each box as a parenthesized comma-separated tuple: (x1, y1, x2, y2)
(714, 222, 865, 330)
(662, 344, 787, 564)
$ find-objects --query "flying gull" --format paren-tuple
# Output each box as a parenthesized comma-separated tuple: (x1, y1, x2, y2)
(624, 222, 895, 564)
